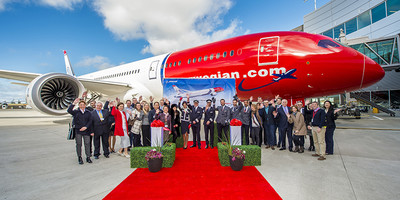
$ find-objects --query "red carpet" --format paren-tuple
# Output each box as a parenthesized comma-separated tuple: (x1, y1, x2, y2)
(104, 142, 282, 200)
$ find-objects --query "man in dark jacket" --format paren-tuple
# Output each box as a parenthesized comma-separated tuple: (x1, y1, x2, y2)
(68, 98, 93, 165)
(91, 102, 111, 159)
(148, 102, 162, 123)
(260, 99, 277, 150)
(216, 99, 231, 142)
(241, 97, 252, 145)
(188, 99, 203, 149)
(308, 101, 327, 160)
(203, 99, 215, 148)
(276, 99, 293, 151)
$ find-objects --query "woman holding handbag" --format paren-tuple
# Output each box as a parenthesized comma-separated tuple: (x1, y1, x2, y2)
(288, 105, 307, 153)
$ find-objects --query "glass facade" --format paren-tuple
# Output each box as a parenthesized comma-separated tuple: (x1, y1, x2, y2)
(371, 2, 386, 23)
(333, 23, 345, 39)
(387, 0, 400, 16)
(358, 10, 371, 29)
(349, 37, 399, 65)
(320, 0, 400, 38)
(345, 18, 357, 35)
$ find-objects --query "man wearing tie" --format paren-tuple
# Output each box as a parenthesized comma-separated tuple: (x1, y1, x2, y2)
(260, 99, 277, 150)
(203, 99, 215, 148)
(216, 99, 231, 142)
(277, 99, 293, 151)
(241, 97, 253, 145)
(91, 102, 111, 159)
(188, 99, 203, 149)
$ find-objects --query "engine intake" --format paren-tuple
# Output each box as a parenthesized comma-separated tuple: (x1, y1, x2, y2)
(26, 73, 84, 115)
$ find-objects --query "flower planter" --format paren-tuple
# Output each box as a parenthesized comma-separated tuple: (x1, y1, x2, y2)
(228, 155, 244, 171)
(147, 157, 163, 172)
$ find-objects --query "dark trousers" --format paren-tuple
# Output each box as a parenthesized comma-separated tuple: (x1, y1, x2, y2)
(217, 123, 229, 142)
(142, 125, 151, 146)
(258, 127, 263, 147)
(325, 126, 335, 154)
(278, 126, 293, 149)
(128, 125, 133, 147)
(75, 133, 91, 158)
(242, 124, 250, 145)
(172, 126, 180, 143)
(133, 134, 141, 147)
(272, 125, 278, 146)
(90, 135, 93, 154)
(204, 123, 214, 145)
(293, 135, 305, 147)
(192, 124, 201, 146)
(94, 132, 110, 157)
(251, 126, 260, 145)
(264, 123, 276, 146)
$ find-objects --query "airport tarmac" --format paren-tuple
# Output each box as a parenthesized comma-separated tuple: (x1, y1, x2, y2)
(0, 109, 399, 200)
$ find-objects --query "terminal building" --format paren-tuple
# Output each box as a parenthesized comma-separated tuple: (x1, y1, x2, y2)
(300, 0, 400, 115)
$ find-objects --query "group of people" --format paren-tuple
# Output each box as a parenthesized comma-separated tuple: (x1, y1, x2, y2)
(68, 93, 339, 165)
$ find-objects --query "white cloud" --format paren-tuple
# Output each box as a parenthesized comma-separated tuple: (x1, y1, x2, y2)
(38, 0, 83, 10)
(92, 0, 242, 55)
(0, 0, 83, 11)
(76, 55, 114, 70)
(0, 79, 26, 102)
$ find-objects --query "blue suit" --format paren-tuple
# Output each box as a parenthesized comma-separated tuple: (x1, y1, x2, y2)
(259, 105, 277, 147)
(277, 106, 293, 149)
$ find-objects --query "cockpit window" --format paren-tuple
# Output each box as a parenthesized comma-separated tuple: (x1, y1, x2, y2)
(318, 39, 341, 48)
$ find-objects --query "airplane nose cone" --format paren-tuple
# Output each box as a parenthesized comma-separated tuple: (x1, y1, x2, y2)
(362, 56, 385, 88)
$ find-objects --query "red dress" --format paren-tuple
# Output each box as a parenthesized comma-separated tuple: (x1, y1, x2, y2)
(111, 107, 129, 137)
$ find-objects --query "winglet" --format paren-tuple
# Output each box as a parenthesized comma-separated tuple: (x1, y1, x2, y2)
(63, 50, 75, 76)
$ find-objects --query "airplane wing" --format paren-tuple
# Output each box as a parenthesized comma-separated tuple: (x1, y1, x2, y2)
(0, 69, 132, 96)
(0, 69, 40, 82)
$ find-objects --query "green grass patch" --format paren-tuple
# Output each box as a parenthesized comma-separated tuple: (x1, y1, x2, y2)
(130, 143, 176, 168)
(217, 142, 261, 166)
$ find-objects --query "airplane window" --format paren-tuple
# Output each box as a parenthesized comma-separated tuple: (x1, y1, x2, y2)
(137, 69, 140, 73)
(178, 61, 181, 66)
(204, 55, 208, 61)
(188, 59, 191, 64)
(193, 58, 196, 63)
(223, 51, 227, 57)
(210, 54, 214, 60)
(169, 63, 172, 68)
(230, 50, 234, 56)
(216, 53, 220, 59)
(174, 62, 176, 66)
(318, 39, 340, 48)
(198, 57, 202, 62)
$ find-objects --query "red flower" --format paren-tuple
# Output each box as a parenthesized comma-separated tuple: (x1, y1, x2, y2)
(230, 118, 242, 126)
(151, 120, 165, 127)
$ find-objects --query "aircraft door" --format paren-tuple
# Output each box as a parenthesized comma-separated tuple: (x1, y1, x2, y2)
(149, 60, 159, 80)
(258, 36, 279, 66)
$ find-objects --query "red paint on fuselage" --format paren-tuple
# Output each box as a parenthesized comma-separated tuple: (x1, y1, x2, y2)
(164, 32, 384, 100)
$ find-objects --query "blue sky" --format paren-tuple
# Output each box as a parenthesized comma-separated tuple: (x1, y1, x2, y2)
(0, 0, 330, 102)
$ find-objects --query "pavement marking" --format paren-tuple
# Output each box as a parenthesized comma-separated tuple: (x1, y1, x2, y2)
(372, 116, 384, 121)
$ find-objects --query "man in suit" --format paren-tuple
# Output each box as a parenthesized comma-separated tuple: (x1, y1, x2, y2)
(148, 102, 162, 123)
(230, 98, 243, 121)
(91, 102, 110, 159)
(308, 101, 327, 160)
(188, 99, 203, 149)
(203, 99, 215, 148)
(216, 99, 231, 142)
(277, 99, 293, 151)
(260, 99, 277, 150)
(241, 97, 252, 145)
(68, 98, 93, 165)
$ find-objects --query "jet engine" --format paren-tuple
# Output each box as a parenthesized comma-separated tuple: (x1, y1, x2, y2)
(26, 73, 84, 115)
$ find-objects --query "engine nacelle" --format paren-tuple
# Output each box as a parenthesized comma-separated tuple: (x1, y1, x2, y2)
(26, 73, 85, 115)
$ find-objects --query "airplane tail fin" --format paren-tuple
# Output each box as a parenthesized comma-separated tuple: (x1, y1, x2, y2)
(64, 50, 75, 76)
(172, 85, 181, 93)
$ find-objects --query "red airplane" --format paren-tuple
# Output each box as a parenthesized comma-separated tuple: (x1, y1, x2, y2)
(164, 31, 385, 101)
(0, 31, 385, 115)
